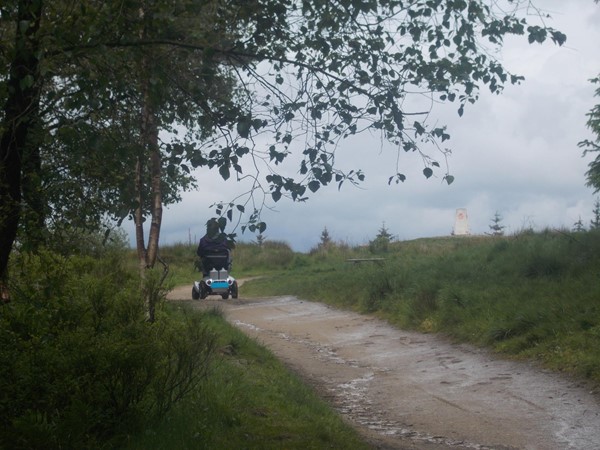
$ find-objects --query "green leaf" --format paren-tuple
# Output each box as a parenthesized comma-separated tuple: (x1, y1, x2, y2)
(423, 167, 433, 179)
(300, 160, 308, 175)
(18, 20, 30, 34)
(551, 31, 567, 46)
(308, 180, 320, 192)
(388, 173, 406, 184)
(219, 165, 230, 180)
(235, 146, 250, 157)
(252, 118, 264, 131)
(414, 121, 425, 135)
(19, 75, 34, 90)
(237, 118, 251, 138)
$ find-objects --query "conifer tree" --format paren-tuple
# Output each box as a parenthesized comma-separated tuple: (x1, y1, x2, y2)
(255, 233, 266, 248)
(488, 212, 506, 236)
(319, 227, 332, 250)
(572, 216, 586, 233)
(591, 198, 600, 230)
(369, 222, 395, 253)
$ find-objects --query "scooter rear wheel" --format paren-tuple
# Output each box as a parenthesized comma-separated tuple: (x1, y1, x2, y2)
(200, 282, 209, 299)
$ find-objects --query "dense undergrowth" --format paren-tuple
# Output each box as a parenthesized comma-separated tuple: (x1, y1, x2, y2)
(0, 238, 365, 449)
(242, 230, 600, 385)
(0, 250, 217, 449)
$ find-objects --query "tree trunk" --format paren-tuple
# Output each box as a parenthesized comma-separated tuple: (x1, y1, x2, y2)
(21, 119, 46, 251)
(144, 85, 162, 271)
(135, 43, 165, 321)
(132, 3, 167, 322)
(134, 153, 147, 271)
(0, 0, 43, 287)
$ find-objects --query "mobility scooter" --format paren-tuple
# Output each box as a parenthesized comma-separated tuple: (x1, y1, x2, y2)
(192, 248, 238, 300)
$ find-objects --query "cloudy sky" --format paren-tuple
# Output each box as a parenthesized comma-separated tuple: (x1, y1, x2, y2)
(124, 0, 600, 252)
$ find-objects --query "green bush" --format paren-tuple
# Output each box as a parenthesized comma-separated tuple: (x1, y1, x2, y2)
(44, 227, 129, 258)
(0, 250, 217, 449)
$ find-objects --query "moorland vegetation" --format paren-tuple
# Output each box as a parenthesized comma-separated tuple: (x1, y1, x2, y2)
(242, 229, 600, 385)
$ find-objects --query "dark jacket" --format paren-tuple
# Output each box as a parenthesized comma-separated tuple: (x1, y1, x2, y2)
(196, 235, 229, 257)
(197, 235, 230, 275)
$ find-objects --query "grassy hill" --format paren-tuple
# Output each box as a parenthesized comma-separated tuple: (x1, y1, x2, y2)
(233, 230, 600, 385)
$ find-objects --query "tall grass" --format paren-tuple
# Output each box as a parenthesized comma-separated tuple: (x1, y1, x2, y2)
(233, 240, 296, 274)
(159, 240, 296, 286)
(242, 231, 600, 384)
(125, 306, 370, 450)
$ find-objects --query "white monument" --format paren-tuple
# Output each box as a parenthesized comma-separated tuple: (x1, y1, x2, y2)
(453, 208, 470, 235)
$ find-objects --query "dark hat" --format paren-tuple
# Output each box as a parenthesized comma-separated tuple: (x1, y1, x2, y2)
(206, 218, 221, 235)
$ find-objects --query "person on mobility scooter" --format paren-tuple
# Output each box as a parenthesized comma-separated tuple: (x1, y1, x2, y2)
(192, 218, 238, 300)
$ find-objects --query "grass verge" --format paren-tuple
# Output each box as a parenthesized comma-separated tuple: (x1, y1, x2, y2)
(241, 231, 600, 386)
(125, 304, 370, 450)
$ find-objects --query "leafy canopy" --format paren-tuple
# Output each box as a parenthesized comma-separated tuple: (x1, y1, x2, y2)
(178, 0, 566, 230)
(0, 0, 567, 236)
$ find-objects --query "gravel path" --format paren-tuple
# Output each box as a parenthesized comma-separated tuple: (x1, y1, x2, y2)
(168, 286, 600, 449)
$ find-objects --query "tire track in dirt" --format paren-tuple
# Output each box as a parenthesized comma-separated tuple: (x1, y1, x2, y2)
(168, 289, 600, 449)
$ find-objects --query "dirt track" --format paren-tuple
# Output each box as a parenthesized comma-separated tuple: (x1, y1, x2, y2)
(168, 286, 600, 449)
